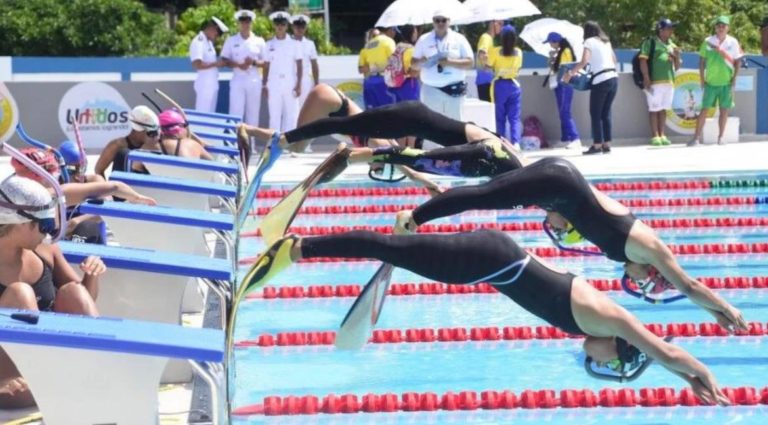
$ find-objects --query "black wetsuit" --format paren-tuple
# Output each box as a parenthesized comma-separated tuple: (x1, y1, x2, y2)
(301, 229, 584, 334)
(285, 101, 470, 147)
(411, 157, 637, 262)
(0, 251, 56, 311)
(371, 140, 521, 178)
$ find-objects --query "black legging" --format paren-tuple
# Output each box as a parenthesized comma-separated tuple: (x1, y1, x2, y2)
(284, 101, 468, 147)
(299, 229, 584, 334)
(301, 229, 524, 284)
(371, 142, 521, 178)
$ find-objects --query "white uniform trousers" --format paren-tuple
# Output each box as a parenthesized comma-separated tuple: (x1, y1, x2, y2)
(194, 78, 219, 113)
(229, 77, 262, 126)
(267, 80, 299, 132)
(297, 78, 315, 110)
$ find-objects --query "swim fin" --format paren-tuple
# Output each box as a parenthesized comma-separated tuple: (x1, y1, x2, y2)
(335, 262, 394, 350)
(260, 143, 350, 246)
(236, 132, 283, 229)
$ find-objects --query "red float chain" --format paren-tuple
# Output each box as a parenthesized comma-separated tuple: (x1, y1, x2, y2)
(254, 180, 713, 200)
(238, 241, 768, 265)
(232, 385, 767, 416)
(240, 217, 768, 238)
(249, 196, 758, 216)
(245, 275, 768, 300)
(234, 321, 768, 348)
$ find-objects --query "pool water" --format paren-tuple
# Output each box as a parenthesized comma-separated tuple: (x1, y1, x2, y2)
(231, 174, 768, 424)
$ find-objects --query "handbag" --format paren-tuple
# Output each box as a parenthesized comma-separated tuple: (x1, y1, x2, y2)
(558, 62, 615, 91)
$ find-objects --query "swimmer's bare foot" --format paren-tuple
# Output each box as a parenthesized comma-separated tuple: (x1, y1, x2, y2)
(426, 185, 445, 198)
(0, 377, 29, 397)
(394, 210, 416, 235)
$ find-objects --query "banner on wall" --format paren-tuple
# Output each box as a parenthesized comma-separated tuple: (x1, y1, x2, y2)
(58, 82, 131, 148)
(666, 70, 715, 135)
(0, 82, 20, 144)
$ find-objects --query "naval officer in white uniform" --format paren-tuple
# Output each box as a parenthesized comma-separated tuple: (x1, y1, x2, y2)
(221, 10, 266, 125)
(189, 17, 228, 112)
(263, 11, 302, 132)
(291, 14, 320, 108)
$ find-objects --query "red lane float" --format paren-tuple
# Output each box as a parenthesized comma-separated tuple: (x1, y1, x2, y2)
(240, 217, 768, 238)
(232, 385, 767, 416)
(249, 196, 759, 216)
(233, 321, 767, 348)
(248, 276, 768, 300)
(238, 242, 768, 265)
(253, 180, 714, 200)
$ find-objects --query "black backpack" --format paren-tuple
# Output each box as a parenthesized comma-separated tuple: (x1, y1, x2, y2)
(631, 37, 656, 89)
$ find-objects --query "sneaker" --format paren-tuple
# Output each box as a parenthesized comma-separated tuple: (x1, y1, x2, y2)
(686, 139, 700, 147)
(602, 145, 611, 154)
(718, 138, 727, 145)
(660, 136, 672, 145)
(583, 145, 603, 155)
(565, 140, 582, 150)
(394, 210, 416, 235)
(650, 137, 663, 146)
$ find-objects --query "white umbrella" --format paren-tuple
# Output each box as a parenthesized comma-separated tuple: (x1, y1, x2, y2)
(453, 0, 541, 25)
(520, 18, 584, 59)
(375, 0, 468, 28)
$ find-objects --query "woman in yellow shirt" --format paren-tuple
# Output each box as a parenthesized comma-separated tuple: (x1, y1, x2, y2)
(545, 32, 581, 148)
(488, 25, 523, 144)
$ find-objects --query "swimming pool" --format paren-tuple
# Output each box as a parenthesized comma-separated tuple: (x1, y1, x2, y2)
(231, 173, 768, 424)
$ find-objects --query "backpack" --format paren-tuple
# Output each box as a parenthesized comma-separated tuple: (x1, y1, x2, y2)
(520, 115, 547, 151)
(631, 37, 655, 89)
(384, 44, 409, 88)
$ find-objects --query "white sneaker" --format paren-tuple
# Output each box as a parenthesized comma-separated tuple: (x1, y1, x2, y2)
(394, 210, 416, 235)
(565, 140, 582, 150)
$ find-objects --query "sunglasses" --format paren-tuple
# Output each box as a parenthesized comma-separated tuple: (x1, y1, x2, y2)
(433, 18, 448, 24)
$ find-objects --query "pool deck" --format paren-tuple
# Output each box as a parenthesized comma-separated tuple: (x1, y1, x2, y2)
(262, 140, 768, 184)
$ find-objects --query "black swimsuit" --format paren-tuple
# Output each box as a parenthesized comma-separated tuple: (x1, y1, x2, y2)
(113, 136, 149, 174)
(328, 86, 350, 118)
(411, 157, 636, 262)
(0, 251, 57, 311)
(301, 229, 584, 334)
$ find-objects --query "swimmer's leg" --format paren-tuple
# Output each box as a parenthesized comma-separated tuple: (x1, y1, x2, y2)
(297, 229, 517, 284)
(282, 101, 468, 148)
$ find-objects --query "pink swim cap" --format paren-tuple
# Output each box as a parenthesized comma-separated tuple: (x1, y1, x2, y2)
(158, 109, 188, 137)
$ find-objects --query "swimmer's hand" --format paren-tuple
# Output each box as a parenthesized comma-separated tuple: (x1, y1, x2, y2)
(708, 305, 748, 334)
(0, 377, 29, 396)
(426, 185, 445, 198)
(685, 373, 731, 406)
(130, 194, 157, 206)
(80, 255, 107, 277)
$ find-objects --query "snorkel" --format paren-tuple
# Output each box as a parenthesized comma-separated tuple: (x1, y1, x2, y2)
(71, 119, 88, 182)
(0, 83, 67, 241)
(16, 122, 71, 183)
(584, 336, 672, 383)
(368, 163, 407, 183)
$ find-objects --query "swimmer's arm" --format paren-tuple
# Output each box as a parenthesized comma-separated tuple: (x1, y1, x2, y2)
(646, 242, 747, 331)
(609, 308, 730, 405)
(62, 181, 157, 205)
(94, 142, 121, 177)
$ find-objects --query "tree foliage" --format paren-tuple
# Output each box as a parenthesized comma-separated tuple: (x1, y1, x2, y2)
(529, 0, 768, 52)
(0, 0, 177, 56)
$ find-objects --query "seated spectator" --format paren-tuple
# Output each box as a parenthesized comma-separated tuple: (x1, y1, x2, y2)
(95, 105, 161, 176)
(0, 176, 102, 408)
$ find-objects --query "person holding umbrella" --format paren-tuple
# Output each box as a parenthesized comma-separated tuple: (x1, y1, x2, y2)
(412, 8, 474, 120)
(545, 32, 581, 149)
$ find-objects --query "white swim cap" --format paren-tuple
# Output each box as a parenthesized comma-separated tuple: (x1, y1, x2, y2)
(129, 105, 160, 132)
(0, 176, 55, 225)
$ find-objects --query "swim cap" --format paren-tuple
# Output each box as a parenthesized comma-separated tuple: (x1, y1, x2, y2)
(129, 105, 160, 132)
(58, 140, 81, 165)
(10, 148, 61, 179)
(0, 176, 55, 225)
(159, 109, 188, 138)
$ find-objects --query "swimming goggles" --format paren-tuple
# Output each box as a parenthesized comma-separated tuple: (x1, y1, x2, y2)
(584, 336, 672, 383)
(0, 190, 60, 237)
(542, 219, 604, 256)
(621, 267, 686, 304)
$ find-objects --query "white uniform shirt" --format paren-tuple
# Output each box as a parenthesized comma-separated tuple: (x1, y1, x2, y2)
(265, 37, 302, 86)
(294, 37, 318, 81)
(413, 29, 474, 87)
(583, 37, 618, 85)
(221, 32, 266, 80)
(189, 31, 219, 82)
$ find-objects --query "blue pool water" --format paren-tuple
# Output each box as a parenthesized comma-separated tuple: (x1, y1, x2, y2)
(232, 175, 768, 424)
